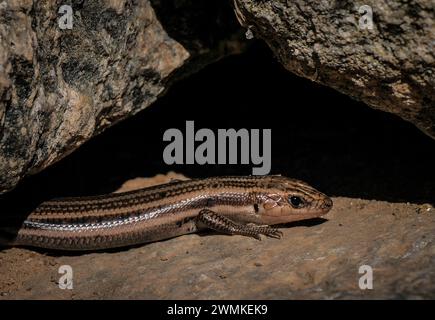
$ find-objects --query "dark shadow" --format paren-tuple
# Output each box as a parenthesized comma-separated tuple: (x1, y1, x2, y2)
(148, 0, 245, 82)
(0, 41, 434, 228)
(2, 242, 148, 257)
(276, 218, 328, 229)
(149, 0, 240, 53)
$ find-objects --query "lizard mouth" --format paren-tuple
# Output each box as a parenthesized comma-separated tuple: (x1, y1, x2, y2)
(320, 197, 333, 211)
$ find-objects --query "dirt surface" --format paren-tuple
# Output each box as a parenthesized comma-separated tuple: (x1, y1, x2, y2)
(0, 173, 434, 299)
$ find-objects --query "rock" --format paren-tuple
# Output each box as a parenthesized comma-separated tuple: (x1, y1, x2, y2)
(0, 174, 434, 299)
(0, 0, 244, 194)
(233, 0, 435, 139)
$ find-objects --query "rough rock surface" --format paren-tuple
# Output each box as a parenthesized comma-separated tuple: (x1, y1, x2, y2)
(234, 0, 435, 139)
(0, 0, 243, 194)
(0, 173, 434, 299)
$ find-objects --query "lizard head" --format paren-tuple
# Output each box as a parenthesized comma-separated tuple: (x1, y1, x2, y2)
(257, 176, 333, 225)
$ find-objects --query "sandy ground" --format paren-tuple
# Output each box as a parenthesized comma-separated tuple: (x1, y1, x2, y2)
(0, 173, 434, 299)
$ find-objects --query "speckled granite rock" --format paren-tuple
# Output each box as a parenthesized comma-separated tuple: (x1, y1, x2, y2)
(234, 0, 435, 139)
(0, 0, 244, 194)
(0, 174, 434, 299)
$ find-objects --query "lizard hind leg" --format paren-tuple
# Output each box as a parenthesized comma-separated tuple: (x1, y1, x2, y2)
(196, 209, 283, 240)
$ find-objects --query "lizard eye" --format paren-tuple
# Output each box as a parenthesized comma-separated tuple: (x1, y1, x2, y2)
(289, 196, 304, 208)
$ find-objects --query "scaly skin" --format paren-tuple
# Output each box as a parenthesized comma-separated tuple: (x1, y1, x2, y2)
(5, 176, 332, 251)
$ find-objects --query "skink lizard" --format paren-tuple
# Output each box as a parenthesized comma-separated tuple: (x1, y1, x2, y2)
(1, 176, 332, 251)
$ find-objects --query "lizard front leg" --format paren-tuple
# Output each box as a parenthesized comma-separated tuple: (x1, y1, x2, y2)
(196, 209, 283, 240)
